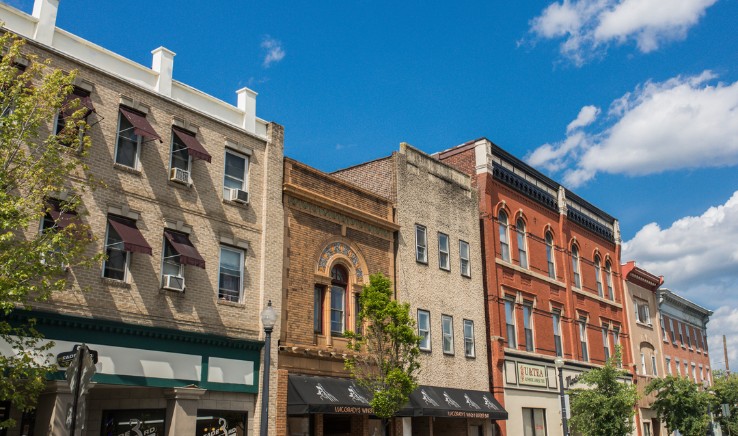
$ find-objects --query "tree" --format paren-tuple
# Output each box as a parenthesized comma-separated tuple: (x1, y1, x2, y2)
(344, 273, 420, 420)
(710, 370, 738, 435)
(646, 375, 711, 436)
(0, 31, 99, 428)
(568, 349, 638, 436)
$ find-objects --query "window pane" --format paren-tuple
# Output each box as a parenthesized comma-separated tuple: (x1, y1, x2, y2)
(116, 116, 138, 167)
(314, 287, 323, 333)
(499, 211, 509, 261)
(219, 247, 242, 302)
(438, 233, 449, 270)
(572, 246, 580, 288)
(331, 286, 345, 334)
(505, 300, 516, 348)
(103, 224, 127, 280)
(517, 219, 527, 269)
(595, 256, 603, 297)
(442, 316, 453, 354)
(464, 320, 474, 357)
(171, 136, 189, 171)
(460, 240, 470, 277)
(418, 310, 430, 350)
(415, 225, 427, 263)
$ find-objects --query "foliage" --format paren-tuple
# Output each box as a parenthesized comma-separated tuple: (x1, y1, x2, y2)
(344, 273, 420, 419)
(646, 375, 711, 436)
(0, 31, 99, 428)
(568, 348, 638, 436)
(710, 370, 738, 435)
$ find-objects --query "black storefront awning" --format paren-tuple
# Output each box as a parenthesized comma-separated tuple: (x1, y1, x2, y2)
(287, 375, 507, 420)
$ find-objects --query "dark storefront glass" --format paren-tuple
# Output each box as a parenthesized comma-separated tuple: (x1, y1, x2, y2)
(100, 409, 166, 436)
(196, 410, 246, 436)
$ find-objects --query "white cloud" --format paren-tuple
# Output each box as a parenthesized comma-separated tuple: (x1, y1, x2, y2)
(526, 72, 738, 187)
(261, 37, 285, 68)
(622, 192, 738, 370)
(529, 0, 718, 64)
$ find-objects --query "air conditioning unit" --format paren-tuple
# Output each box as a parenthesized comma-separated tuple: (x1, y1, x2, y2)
(162, 274, 185, 292)
(227, 188, 249, 204)
(170, 168, 190, 185)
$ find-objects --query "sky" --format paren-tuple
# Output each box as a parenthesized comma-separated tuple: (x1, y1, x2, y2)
(7, 0, 738, 371)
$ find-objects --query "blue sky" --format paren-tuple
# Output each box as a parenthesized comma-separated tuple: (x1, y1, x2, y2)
(9, 0, 738, 370)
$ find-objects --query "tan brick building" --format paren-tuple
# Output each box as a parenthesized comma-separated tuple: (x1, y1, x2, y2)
(277, 158, 398, 435)
(0, 1, 284, 434)
(335, 144, 506, 436)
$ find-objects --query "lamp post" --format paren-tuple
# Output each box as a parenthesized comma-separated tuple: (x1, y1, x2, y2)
(260, 300, 277, 436)
(555, 357, 569, 436)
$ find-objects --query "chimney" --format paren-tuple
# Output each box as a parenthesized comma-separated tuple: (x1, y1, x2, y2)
(236, 87, 258, 133)
(151, 47, 176, 97)
(31, 0, 59, 45)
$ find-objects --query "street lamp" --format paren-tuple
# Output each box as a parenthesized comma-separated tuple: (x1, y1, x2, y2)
(555, 357, 569, 436)
(260, 300, 278, 436)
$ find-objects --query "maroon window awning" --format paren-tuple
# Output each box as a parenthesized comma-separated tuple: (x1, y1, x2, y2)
(62, 88, 95, 118)
(107, 215, 152, 255)
(119, 107, 162, 142)
(46, 199, 79, 229)
(164, 229, 206, 269)
(172, 127, 212, 163)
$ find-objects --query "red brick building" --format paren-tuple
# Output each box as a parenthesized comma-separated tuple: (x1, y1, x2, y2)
(438, 138, 633, 436)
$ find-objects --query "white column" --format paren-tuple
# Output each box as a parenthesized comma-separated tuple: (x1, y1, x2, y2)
(236, 87, 258, 134)
(164, 386, 207, 436)
(31, 0, 59, 45)
(151, 47, 176, 97)
(401, 417, 412, 436)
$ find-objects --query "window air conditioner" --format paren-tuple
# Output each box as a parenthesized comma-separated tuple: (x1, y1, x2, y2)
(163, 274, 185, 292)
(170, 168, 190, 185)
(227, 188, 249, 204)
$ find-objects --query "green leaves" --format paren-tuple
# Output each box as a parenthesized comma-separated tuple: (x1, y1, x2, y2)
(568, 349, 638, 436)
(646, 375, 711, 436)
(344, 273, 420, 419)
(708, 371, 738, 435)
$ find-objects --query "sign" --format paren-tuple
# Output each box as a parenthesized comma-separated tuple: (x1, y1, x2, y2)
(722, 403, 731, 418)
(57, 344, 98, 368)
(62, 344, 98, 434)
(518, 363, 547, 387)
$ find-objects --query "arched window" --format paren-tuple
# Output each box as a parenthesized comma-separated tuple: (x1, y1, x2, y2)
(605, 261, 614, 300)
(516, 218, 528, 269)
(330, 264, 348, 335)
(545, 232, 556, 279)
(571, 244, 581, 288)
(498, 210, 510, 262)
(594, 255, 603, 297)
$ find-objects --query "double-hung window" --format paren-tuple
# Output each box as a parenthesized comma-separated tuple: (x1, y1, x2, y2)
(170, 130, 191, 183)
(438, 232, 450, 270)
(498, 211, 510, 262)
(660, 315, 668, 342)
(652, 355, 658, 376)
(55, 87, 94, 146)
(670, 319, 677, 344)
(115, 112, 142, 169)
(459, 240, 470, 277)
(552, 310, 563, 357)
(463, 319, 475, 357)
(418, 310, 431, 351)
(415, 225, 427, 263)
(594, 255, 603, 297)
(579, 317, 589, 362)
(160, 230, 205, 292)
(223, 151, 249, 200)
(103, 215, 152, 282)
(602, 324, 610, 361)
(641, 353, 647, 375)
(442, 315, 454, 355)
(218, 246, 244, 302)
(545, 232, 556, 279)
(505, 298, 517, 348)
(330, 265, 348, 335)
(314, 286, 324, 334)
(611, 326, 620, 366)
(605, 261, 614, 300)
(162, 236, 183, 287)
(516, 218, 528, 269)
(571, 245, 581, 288)
(635, 299, 651, 325)
(685, 325, 692, 349)
(676, 359, 681, 376)
(677, 321, 684, 346)
(665, 357, 672, 375)
(523, 302, 534, 352)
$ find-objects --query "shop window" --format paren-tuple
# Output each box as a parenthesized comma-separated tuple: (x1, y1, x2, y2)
(546, 231, 556, 279)
(196, 410, 247, 436)
(522, 408, 547, 436)
(415, 224, 427, 264)
(418, 309, 431, 351)
(498, 210, 510, 262)
(459, 240, 471, 277)
(442, 314, 454, 355)
(438, 232, 450, 270)
(101, 409, 165, 436)
(218, 246, 244, 302)
(516, 218, 528, 269)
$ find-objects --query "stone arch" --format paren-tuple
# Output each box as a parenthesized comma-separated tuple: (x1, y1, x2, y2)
(314, 238, 369, 285)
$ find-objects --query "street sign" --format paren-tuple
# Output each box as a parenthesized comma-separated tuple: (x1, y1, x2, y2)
(61, 344, 98, 434)
(564, 394, 571, 419)
(57, 344, 98, 368)
(722, 403, 731, 417)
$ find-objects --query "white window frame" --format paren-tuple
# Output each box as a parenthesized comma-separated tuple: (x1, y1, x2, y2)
(438, 232, 450, 271)
(459, 240, 470, 277)
(516, 218, 528, 269)
(114, 112, 142, 170)
(686, 324, 692, 349)
(602, 323, 610, 361)
(441, 315, 454, 355)
(641, 352, 646, 375)
(218, 245, 244, 303)
(418, 309, 431, 351)
(223, 150, 249, 199)
(463, 319, 475, 358)
(605, 260, 614, 300)
(545, 231, 556, 279)
(102, 220, 130, 282)
(571, 244, 581, 288)
(651, 355, 658, 376)
(523, 302, 534, 352)
(579, 317, 589, 362)
(553, 309, 563, 357)
(170, 132, 192, 175)
(498, 211, 510, 262)
(670, 318, 677, 344)
(661, 315, 668, 342)
(161, 236, 184, 281)
(505, 298, 517, 349)
(634, 299, 651, 325)
(665, 356, 672, 375)
(676, 358, 681, 376)
(415, 224, 428, 264)
(594, 255, 603, 297)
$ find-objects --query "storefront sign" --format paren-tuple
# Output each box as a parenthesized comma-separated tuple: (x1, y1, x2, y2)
(447, 411, 491, 419)
(518, 363, 547, 387)
(332, 406, 373, 414)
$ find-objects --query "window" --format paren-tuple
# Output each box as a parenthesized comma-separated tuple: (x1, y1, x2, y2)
(704, 330, 709, 352)
(418, 310, 431, 351)
(652, 355, 658, 376)
(545, 232, 556, 279)
(218, 246, 244, 302)
(696, 329, 703, 352)
(605, 261, 614, 300)
(643, 421, 652, 436)
(676, 359, 681, 376)
(579, 317, 589, 361)
(223, 151, 249, 199)
(505, 298, 517, 348)
(55, 87, 93, 145)
(354, 293, 362, 334)
(313, 286, 323, 334)
(115, 111, 142, 168)
(706, 368, 711, 385)
(634, 299, 651, 325)
(170, 129, 191, 182)
(700, 365, 704, 383)
(602, 324, 610, 361)
(438, 232, 450, 270)
(330, 265, 348, 335)
(498, 210, 510, 262)
(103, 215, 152, 281)
(611, 326, 620, 352)
(684, 362, 689, 378)
(670, 319, 677, 344)
(463, 319, 475, 357)
(691, 363, 697, 381)
(661, 315, 668, 342)
(442, 315, 454, 355)
(516, 218, 528, 269)
(571, 244, 581, 288)
(686, 325, 692, 349)
(415, 224, 427, 263)
(553, 310, 563, 357)
(665, 356, 672, 375)
(161, 236, 183, 282)
(677, 321, 684, 346)
(523, 302, 534, 352)
(641, 353, 646, 375)
(594, 255, 603, 297)
(459, 240, 471, 277)
(522, 408, 547, 436)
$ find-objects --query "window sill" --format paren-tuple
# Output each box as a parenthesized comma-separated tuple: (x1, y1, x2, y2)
(461, 273, 471, 279)
(439, 267, 451, 272)
(496, 258, 567, 289)
(442, 351, 455, 356)
(419, 347, 432, 353)
(168, 179, 193, 190)
(217, 298, 245, 307)
(222, 198, 249, 209)
(101, 277, 130, 288)
(636, 321, 653, 329)
(465, 354, 476, 359)
(416, 260, 428, 266)
(113, 162, 142, 175)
